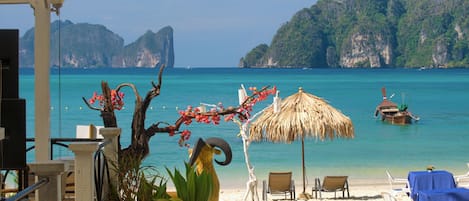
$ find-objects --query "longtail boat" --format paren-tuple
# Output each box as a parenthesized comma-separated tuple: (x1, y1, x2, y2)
(374, 87, 419, 125)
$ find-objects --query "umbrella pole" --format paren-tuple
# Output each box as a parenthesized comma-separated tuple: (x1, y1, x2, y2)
(298, 137, 312, 200)
(302, 138, 306, 193)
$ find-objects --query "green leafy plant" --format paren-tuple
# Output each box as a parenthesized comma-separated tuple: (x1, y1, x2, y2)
(137, 172, 172, 201)
(109, 155, 171, 201)
(166, 162, 213, 201)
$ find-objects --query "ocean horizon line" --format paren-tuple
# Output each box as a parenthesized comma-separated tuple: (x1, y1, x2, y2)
(18, 66, 469, 76)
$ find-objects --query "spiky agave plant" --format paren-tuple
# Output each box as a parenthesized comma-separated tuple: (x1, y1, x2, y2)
(166, 162, 212, 201)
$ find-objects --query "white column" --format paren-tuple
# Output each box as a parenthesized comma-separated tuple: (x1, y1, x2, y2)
(32, 0, 52, 162)
(28, 161, 68, 201)
(99, 128, 121, 198)
(69, 142, 100, 201)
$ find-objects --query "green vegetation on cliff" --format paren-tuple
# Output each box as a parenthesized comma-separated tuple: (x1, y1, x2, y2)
(241, 0, 469, 68)
(239, 44, 268, 67)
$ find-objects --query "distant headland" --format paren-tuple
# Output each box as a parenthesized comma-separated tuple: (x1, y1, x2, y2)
(19, 20, 174, 68)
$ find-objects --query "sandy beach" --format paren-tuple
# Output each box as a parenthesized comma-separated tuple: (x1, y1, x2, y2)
(215, 179, 409, 201)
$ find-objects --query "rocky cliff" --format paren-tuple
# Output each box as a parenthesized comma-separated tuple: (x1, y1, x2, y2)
(112, 27, 174, 68)
(240, 0, 469, 68)
(19, 20, 174, 68)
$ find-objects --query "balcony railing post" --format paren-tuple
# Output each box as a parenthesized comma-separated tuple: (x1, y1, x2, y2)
(28, 161, 69, 201)
(69, 142, 100, 201)
(99, 127, 121, 199)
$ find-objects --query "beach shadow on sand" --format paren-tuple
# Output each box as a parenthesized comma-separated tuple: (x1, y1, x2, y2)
(309, 195, 383, 200)
(344, 195, 383, 200)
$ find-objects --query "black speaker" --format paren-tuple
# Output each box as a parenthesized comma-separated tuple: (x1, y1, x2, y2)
(0, 99, 26, 169)
(0, 30, 25, 169)
(0, 29, 19, 99)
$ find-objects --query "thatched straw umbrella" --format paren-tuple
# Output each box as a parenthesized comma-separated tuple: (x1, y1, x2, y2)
(250, 87, 354, 199)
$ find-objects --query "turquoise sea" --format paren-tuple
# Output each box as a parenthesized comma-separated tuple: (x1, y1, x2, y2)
(19, 67, 469, 188)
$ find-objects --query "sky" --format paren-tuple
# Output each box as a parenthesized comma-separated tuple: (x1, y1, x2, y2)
(0, 0, 317, 67)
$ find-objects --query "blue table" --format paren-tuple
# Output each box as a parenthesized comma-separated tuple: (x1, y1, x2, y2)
(408, 170, 457, 200)
(417, 188, 469, 201)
